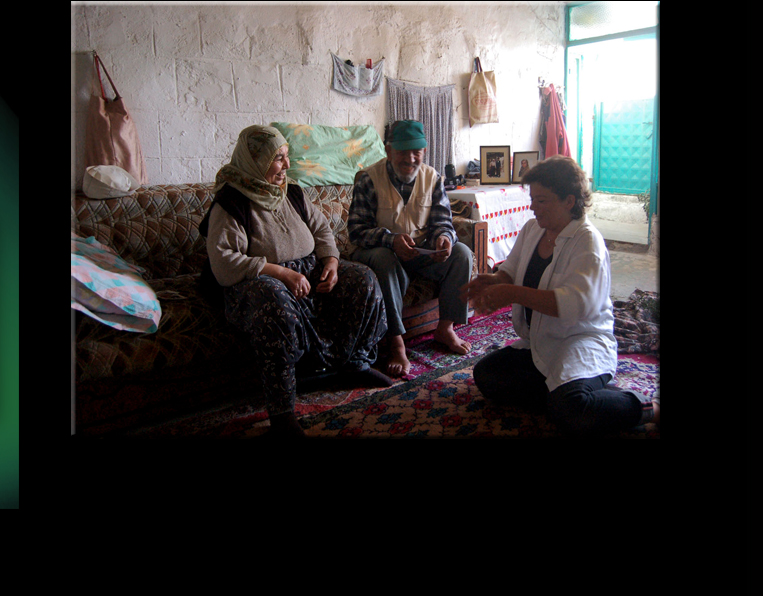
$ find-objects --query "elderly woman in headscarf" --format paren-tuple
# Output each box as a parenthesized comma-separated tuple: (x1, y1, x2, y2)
(200, 125, 390, 437)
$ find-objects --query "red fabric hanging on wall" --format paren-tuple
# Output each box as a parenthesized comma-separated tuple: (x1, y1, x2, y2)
(542, 84, 571, 158)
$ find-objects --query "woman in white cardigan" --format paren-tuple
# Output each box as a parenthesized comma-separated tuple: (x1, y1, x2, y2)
(461, 156, 659, 435)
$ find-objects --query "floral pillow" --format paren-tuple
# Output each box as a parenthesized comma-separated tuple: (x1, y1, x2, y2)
(270, 122, 386, 187)
(71, 232, 162, 333)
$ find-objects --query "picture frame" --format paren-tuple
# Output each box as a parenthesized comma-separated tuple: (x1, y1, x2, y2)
(512, 151, 539, 184)
(479, 145, 511, 185)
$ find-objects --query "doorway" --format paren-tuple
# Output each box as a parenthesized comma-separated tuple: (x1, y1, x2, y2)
(565, 2, 659, 241)
(593, 96, 654, 194)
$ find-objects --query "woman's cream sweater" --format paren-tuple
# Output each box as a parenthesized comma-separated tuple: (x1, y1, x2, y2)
(206, 186, 340, 287)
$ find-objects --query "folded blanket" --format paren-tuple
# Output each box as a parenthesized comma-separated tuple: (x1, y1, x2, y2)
(71, 232, 162, 333)
(613, 289, 659, 354)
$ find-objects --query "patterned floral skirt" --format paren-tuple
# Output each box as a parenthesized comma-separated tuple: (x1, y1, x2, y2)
(223, 255, 387, 416)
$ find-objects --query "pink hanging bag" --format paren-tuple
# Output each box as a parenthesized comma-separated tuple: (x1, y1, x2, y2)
(84, 51, 148, 185)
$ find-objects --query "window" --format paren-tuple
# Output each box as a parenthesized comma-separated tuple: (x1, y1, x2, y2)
(568, 1, 658, 44)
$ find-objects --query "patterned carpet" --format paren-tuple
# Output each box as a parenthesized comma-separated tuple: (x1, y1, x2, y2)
(300, 351, 659, 438)
(116, 306, 659, 439)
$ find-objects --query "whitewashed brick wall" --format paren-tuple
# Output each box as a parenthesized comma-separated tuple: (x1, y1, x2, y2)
(71, 2, 565, 188)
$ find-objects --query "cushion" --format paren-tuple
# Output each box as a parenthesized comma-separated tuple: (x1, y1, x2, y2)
(71, 232, 162, 333)
(270, 122, 386, 187)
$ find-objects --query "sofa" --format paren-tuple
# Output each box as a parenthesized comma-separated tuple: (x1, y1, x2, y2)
(71, 182, 488, 436)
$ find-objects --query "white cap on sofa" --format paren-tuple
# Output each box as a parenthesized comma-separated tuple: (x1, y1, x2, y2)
(83, 165, 141, 199)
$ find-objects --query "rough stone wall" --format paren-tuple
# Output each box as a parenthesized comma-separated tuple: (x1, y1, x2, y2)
(71, 2, 565, 188)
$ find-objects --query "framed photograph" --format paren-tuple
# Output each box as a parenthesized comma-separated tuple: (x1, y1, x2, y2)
(512, 151, 539, 184)
(479, 145, 511, 185)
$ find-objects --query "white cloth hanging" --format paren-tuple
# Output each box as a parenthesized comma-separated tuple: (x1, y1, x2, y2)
(331, 53, 385, 97)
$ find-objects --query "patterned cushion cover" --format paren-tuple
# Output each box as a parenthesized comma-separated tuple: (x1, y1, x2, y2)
(73, 184, 224, 385)
(302, 184, 354, 257)
(71, 183, 214, 280)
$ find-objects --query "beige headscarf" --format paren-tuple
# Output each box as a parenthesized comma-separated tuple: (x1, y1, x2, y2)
(213, 125, 290, 211)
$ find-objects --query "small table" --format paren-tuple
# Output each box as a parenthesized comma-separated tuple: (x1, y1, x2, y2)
(448, 185, 533, 266)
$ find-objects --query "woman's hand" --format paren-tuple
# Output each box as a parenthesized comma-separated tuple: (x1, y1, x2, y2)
(278, 266, 311, 298)
(460, 271, 513, 314)
(316, 257, 339, 293)
(469, 284, 510, 314)
(460, 271, 509, 297)
(461, 270, 559, 318)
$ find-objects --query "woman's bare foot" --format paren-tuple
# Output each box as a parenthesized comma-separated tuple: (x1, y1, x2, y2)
(386, 335, 411, 377)
(433, 321, 471, 355)
(267, 411, 306, 438)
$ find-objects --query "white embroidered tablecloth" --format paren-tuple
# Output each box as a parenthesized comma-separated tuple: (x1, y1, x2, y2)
(449, 185, 533, 266)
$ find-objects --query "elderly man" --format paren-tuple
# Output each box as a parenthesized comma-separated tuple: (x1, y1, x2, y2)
(348, 120, 473, 377)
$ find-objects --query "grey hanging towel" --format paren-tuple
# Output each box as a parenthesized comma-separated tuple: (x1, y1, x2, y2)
(386, 78, 455, 177)
(331, 53, 385, 97)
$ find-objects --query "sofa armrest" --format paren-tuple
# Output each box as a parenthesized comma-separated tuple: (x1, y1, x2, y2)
(453, 216, 488, 276)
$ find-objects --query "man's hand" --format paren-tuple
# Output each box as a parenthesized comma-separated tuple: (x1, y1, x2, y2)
(431, 235, 452, 263)
(392, 233, 419, 261)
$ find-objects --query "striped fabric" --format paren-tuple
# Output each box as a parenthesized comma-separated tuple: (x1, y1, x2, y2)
(386, 78, 455, 176)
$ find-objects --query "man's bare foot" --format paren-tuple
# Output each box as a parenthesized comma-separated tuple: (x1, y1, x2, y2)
(433, 321, 471, 355)
(386, 335, 411, 378)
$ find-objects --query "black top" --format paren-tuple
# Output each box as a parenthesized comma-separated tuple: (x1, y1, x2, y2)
(522, 242, 553, 326)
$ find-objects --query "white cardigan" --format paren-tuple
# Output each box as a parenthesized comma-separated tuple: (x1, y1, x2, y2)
(497, 215, 617, 391)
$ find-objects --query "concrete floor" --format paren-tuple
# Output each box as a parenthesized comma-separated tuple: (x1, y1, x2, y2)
(588, 216, 658, 302)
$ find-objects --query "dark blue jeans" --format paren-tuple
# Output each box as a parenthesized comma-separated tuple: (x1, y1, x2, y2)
(473, 345, 654, 436)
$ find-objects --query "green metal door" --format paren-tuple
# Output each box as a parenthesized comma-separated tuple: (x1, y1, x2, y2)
(593, 98, 654, 194)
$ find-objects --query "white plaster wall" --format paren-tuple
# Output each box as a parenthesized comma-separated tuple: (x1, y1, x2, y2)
(71, 1, 565, 189)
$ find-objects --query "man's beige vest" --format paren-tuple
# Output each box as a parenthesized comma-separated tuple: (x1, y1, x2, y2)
(364, 158, 439, 246)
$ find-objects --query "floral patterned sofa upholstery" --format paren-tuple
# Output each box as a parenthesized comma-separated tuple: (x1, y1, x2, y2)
(71, 182, 487, 435)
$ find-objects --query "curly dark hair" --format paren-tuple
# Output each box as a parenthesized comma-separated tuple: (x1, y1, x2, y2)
(521, 155, 592, 219)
